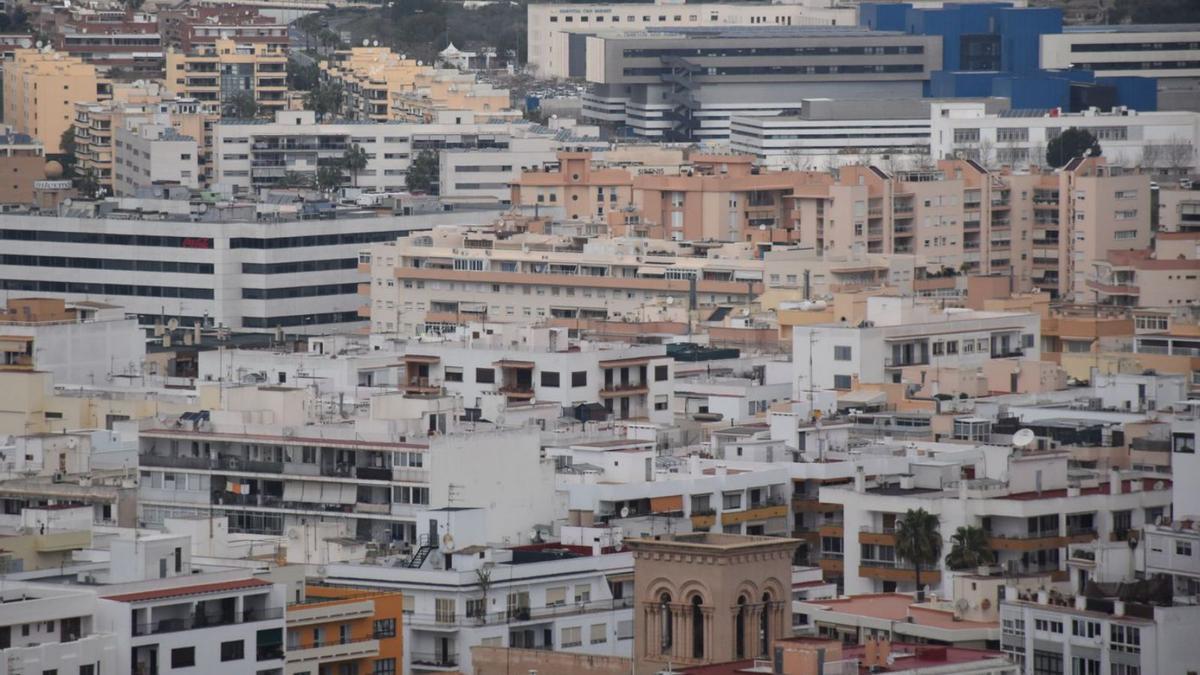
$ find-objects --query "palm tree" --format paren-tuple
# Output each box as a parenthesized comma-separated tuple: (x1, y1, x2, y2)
(945, 525, 995, 571)
(342, 144, 368, 187)
(894, 508, 942, 602)
(316, 165, 343, 195)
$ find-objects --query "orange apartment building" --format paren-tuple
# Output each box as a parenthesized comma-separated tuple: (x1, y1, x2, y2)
(286, 586, 404, 675)
(510, 153, 1152, 301)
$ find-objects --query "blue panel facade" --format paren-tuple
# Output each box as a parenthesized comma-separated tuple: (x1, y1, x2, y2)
(860, 2, 1155, 110)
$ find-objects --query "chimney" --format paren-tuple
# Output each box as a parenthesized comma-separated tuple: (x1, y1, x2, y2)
(1075, 595, 1087, 611)
(1004, 585, 1017, 602)
(1113, 600, 1125, 617)
(688, 454, 700, 477)
(854, 466, 865, 493)
(1037, 590, 1049, 605)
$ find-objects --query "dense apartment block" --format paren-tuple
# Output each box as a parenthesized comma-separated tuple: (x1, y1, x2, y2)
(579, 27, 941, 140)
(0, 128, 45, 205)
(114, 123, 200, 195)
(359, 225, 764, 337)
(2, 49, 101, 154)
(164, 38, 287, 116)
(54, 10, 163, 77)
(214, 110, 565, 197)
(158, 5, 286, 53)
(73, 82, 216, 189)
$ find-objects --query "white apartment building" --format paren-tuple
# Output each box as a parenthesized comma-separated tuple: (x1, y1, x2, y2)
(0, 585, 118, 675)
(1141, 402, 1200, 603)
(1041, 26, 1200, 112)
(526, 0, 854, 78)
(0, 208, 499, 333)
(792, 296, 1041, 393)
(137, 384, 557, 549)
(360, 227, 765, 337)
(114, 123, 200, 196)
(730, 113, 933, 170)
(321, 535, 635, 674)
(390, 324, 676, 425)
(999, 586, 1200, 675)
(820, 447, 1172, 597)
(930, 101, 1200, 172)
(0, 299, 144, 385)
(214, 110, 573, 196)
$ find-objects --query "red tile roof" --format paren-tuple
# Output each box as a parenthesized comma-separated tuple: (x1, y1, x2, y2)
(103, 577, 271, 603)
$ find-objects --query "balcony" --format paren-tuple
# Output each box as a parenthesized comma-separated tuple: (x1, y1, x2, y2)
(407, 597, 633, 629)
(411, 651, 459, 670)
(987, 529, 1096, 551)
(139, 454, 283, 474)
(818, 523, 844, 538)
(884, 356, 930, 368)
(403, 377, 442, 395)
(859, 563, 942, 585)
(599, 382, 649, 398)
(721, 501, 788, 526)
(356, 466, 392, 481)
(133, 607, 283, 637)
(792, 498, 842, 514)
(288, 637, 379, 665)
(818, 557, 844, 575)
(498, 385, 534, 399)
(858, 528, 896, 546)
(691, 510, 717, 529)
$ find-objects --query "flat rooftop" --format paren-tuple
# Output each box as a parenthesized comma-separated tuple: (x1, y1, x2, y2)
(803, 593, 998, 631)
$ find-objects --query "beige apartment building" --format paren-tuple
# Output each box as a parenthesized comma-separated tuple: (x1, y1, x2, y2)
(164, 38, 287, 116)
(359, 226, 764, 336)
(3, 49, 102, 154)
(73, 81, 216, 188)
(0, 128, 45, 204)
(321, 47, 514, 123)
(512, 153, 1152, 300)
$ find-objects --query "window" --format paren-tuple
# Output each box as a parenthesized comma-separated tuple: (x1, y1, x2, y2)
(444, 366, 463, 382)
(561, 626, 582, 647)
(373, 658, 396, 675)
(590, 623, 607, 644)
(1072, 619, 1100, 638)
(1033, 649, 1062, 675)
(171, 647, 196, 668)
(1177, 541, 1193, 556)
(475, 368, 495, 384)
(541, 371, 560, 387)
(1174, 432, 1196, 454)
(692, 494, 711, 513)
(655, 364, 669, 381)
(1111, 624, 1140, 653)
(220, 640, 244, 661)
(833, 345, 852, 361)
(572, 371, 587, 387)
(1035, 618, 1064, 634)
(546, 586, 567, 606)
(373, 618, 396, 638)
(79, 668, 94, 675)
(833, 374, 852, 390)
(435, 598, 456, 624)
(1111, 666, 1140, 675)
(1072, 657, 1100, 675)
(1113, 510, 1133, 536)
(722, 492, 742, 510)
(575, 584, 591, 603)
(466, 598, 486, 618)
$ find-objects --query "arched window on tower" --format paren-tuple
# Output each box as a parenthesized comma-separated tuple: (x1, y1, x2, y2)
(760, 591, 773, 657)
(659, 592, 673, 653)
(735, 595, 747, 659)
(691, 595, 704, 659)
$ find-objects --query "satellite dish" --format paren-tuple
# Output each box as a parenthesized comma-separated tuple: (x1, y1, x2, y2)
(362, 38, 369, 46)
(167, 318, 179, 331)
(287, 528, 300, 540)
(619, 506, 630, 519)
(955, 598, 970, 613)
(441, 532, 455, 550)
(1012, 428, 1036, 449)
(35, 40, 43, 48)
(666, 296, 674, 305)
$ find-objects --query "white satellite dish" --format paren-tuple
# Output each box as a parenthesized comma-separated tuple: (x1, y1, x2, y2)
(666, 296, 674, 305)
(167, 318, 179, 331)
(619, 506, 630, 519)
(441, 532, 455, 550)
(1012, 428, 1036, 449)
(362, 38, 369, 46)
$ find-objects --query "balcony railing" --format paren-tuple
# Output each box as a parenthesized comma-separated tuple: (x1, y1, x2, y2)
(133, 607, 283, 636)
(356, 466, 391, 481)
(410, 651, 459, 668)
(140, 454, 283, 474)
(407, 597, 633, 628)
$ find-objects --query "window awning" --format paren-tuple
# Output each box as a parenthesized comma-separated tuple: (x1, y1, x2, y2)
(733, 270, 763, 281)
(637, 266, 666, 277)
(650, 495, 683, 513)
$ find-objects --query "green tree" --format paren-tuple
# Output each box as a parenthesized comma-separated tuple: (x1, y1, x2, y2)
(75, 168, 100, 198)
(222, 91, 259, 119)
(276, 171, 314, 189)
(944, 525, 995, 571)
(287, 58, 321, 91)
(316, 165, 344, 194)
(295, 14, 323, 52)
(894, 508, 942, 601)
(405, 150, 438, 194)
(304, 81, 344, 121)
(342, 144, 369, 187)
(59, 126, 78, 177)
(1046, 127, 1102, 169)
